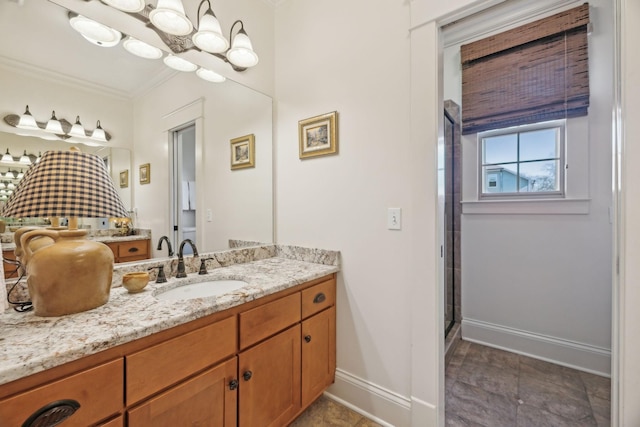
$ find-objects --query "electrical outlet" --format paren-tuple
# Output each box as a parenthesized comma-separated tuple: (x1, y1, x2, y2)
(206, 209, 213, 222)
(387, 208, 401, 230)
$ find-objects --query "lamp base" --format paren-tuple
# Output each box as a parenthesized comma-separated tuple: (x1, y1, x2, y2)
(20, 229, 114, 317)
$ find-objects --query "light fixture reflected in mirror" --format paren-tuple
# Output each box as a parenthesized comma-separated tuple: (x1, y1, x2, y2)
(123, 37, 163, 59)
(1, 149, 13, 163)
(19, 151, 31, 165)
(44, 111, 64, 134)
(91, 120, 107, 143)
(102, 0, 144, 13)
(164, 54, 197, 72)
(17, 106, 38, 130)
(196, 67, 226, 83)
(3, 106, 111, 145)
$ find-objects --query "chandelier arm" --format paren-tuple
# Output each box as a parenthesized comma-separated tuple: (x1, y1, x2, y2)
(196, 0, 212, 29)
(229, 19, 244, 44)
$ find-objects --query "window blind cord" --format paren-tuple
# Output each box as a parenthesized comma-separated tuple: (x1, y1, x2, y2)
(3, 256, 33, 313)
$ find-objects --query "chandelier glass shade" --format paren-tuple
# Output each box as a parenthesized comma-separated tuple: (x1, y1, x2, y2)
(4, 106, 112, 145)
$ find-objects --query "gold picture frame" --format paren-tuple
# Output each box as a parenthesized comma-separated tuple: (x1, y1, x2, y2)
(119, 170, 129, 188)
(298, 111, 338, 159)
(139, 163, 150, 185)
(230, 134, 255, 170)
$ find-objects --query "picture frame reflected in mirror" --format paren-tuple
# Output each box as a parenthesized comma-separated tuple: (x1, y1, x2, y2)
(230, 134, 255, 170)
(120, 169, 129, 188)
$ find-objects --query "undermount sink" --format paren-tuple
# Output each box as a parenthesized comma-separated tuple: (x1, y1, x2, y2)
(155, 280, 248, 301)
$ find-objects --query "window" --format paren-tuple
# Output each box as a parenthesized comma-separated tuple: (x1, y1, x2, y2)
(480, 121, 564, 197)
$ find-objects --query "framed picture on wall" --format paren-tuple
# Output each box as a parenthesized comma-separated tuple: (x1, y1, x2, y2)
(119, 170, 129, 188)
(298, 111, 338, 159)
(230, 134, 255, 170)
(139, 163, 150, 185)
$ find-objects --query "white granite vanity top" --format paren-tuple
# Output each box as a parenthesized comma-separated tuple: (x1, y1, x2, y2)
(0, 245, 339, 386)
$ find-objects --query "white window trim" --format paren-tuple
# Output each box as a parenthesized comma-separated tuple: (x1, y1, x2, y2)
(478, 120, 566, 199)
(462, 116, 591, 215)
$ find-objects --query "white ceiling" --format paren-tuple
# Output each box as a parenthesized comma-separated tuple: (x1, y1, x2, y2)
(0, 0, 186, 97)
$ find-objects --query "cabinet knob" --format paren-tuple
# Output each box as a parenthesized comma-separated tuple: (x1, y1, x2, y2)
(128, 247, 139, 253)
(22, 399, 80, 427)
(243, 370, 253, 381)
(313, 292, 326, 304)
(229, 379, 239, 390)
(304, 335, 312, 343)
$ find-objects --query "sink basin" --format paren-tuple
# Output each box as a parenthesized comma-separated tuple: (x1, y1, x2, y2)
(155, 280, 248, 301)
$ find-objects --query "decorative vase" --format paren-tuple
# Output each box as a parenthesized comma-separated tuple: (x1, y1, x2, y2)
(21, 228, 114, 317)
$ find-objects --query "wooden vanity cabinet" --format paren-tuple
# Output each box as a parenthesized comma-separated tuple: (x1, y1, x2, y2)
(0, 358, 124, 427)
(104, 238, 151, 263)
(127, 358, 238, 427)
(0, 274, 336, 427)
(302, 305, 336, 406)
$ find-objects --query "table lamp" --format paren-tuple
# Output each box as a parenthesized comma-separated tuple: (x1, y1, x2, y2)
(0, 148, 129, 316)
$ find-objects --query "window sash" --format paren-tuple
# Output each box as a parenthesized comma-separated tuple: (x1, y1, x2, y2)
(479, 121, 565, 198)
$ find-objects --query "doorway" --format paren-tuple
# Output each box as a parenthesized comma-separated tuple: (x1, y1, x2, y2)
(171, 123, 196, 254)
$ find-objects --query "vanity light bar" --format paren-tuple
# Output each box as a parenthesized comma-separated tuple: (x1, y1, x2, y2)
(3, 106, 112, 145)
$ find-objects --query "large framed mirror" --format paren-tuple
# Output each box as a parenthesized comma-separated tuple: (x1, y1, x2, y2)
(0, 0, 273, 257)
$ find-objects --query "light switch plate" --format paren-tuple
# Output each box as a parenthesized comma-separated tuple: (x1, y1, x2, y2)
(387, 208, 402, 230)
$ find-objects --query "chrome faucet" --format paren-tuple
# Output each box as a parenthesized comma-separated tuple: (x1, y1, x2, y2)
(157, 236, 174, 257)
(176, 239, 199, 278)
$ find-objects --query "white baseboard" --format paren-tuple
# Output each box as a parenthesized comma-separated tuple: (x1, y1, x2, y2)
(327, 369, 412, 426)
(409, 396, 438, 427)
(462, 318, 611, 377)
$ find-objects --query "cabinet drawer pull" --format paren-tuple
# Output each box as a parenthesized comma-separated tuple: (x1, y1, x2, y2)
(22, 399, 80, 427)
(313, 293, 326, 304)
(243, 371, 253, 381)
(304, 335, 312, 343)
(128, 247, 139, 253)
(229, 379, 239, 390)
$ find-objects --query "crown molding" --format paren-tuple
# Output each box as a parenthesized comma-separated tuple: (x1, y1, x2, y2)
(0, 54, 130, 101)
(0, 54, 180, 101)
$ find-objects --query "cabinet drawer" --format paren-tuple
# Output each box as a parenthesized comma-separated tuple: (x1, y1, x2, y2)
(126, 315, 236, 405)
(239, 293, 301, 349)
(116, 239, 148, 258)
(0, 358, 123, 427)
(301, 278, 336, 319)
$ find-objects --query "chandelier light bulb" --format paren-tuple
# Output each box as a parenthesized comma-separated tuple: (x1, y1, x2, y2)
(149, 0, 193, 36)
(102, 0, 145, 13)
(193, 10, 228, 53)
(228, 28, 259, 68)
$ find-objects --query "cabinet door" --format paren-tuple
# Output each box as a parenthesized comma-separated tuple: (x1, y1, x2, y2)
(128, 357, 237, 427)
(239, 324, 301, 427)
(301, 306, 336, 406)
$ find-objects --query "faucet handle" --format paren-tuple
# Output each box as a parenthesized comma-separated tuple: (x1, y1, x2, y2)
(198, 258, 213, 275)
(148, 265, 167, 283)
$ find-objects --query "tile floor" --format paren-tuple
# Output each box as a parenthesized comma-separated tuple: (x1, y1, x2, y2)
(446, 340, 611, 427)
(290, 395, 383, 427)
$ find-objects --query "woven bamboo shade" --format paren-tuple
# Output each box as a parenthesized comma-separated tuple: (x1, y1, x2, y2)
(461, 3, 590, 134)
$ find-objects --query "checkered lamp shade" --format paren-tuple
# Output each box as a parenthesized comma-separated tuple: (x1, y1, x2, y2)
(0, 150, 129, 219)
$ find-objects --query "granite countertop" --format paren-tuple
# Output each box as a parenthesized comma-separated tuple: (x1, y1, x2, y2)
(0, 245, 339, 386)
